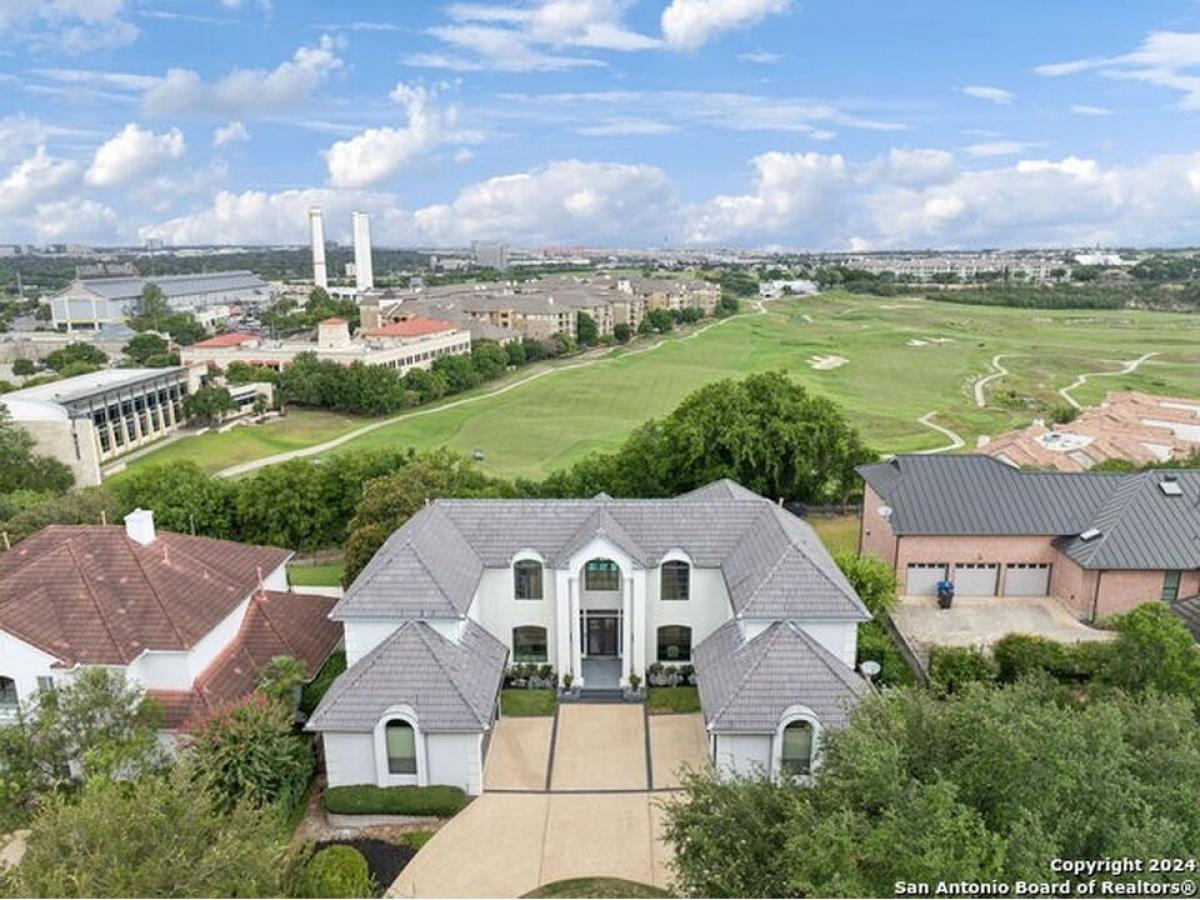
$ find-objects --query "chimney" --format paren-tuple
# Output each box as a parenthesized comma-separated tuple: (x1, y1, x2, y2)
(124, 508, 156, 545)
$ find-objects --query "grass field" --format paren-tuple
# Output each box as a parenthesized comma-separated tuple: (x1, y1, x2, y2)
(123, 293, 1200, 481)
(286, 562, 345, 587)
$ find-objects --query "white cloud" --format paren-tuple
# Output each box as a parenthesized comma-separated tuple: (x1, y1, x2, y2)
(575, 118, 676, 136)
(961, 85, 1015, 105)
(31, 199, 118, 240)
(964, 140, 1046, 157)
(661, 0, 790, 51)
(141, 35, 343, 115)
(84, 122, 185, 188)
(1, 0, 140, 53)
(325, 83, 468, 188)
(1037, 31, 1200, 109)
(0, 147, 81, 215)
(1070, 104, 1112, 116)
(738, 50, 782, 64)
(213, 120, 249, 146)
(412, 1, 656, 71)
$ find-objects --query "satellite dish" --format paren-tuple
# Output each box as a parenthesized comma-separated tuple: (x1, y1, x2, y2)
(861, 660, 882, 679)
(878, 505, 893, 519)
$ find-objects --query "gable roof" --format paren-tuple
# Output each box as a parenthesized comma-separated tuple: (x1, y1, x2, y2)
(0, 525, 290, 665)
(152, 589, 341, 730)
(306, 620, 507, 733)
(694, 619, 869, 732)
(332, 483, 868, 624)
(860, 455, 1200, 570)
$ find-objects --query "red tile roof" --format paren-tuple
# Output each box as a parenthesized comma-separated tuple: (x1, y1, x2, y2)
(320, 317, 347, 325)
(152, 589, 341, 730)
(362, 317, 456, 338)
(192, 332, 258, 348)
(0, 526, 291, 666)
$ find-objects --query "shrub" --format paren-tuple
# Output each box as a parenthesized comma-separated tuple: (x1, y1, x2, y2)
(322, 785, 468, 818)
(293, 845, 374, 898)
(928, 646, 996, 694)
(991, 634, 1075, 683)
(301, 650, 346, 717)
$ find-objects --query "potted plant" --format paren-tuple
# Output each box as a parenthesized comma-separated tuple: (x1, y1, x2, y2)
(559, 672, 579, 700)
(624, 672, 644, 701)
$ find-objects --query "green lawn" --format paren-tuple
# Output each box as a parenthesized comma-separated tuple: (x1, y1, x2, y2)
(120, 294, 1200, 481)
(286, 562, 345, 587)
(808, 514, 861, 555)
(646, 686, 700, 715)
(523, 879, 672, 898)
(500, 689, 557, 717)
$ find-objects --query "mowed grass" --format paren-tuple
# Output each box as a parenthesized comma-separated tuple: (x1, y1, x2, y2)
(807, 515, 861, 556)
(114, 409, 364, 478)
(500, 689, 557, 717)
(286, 562, 345, 587)
(123, 294, 1200, 481)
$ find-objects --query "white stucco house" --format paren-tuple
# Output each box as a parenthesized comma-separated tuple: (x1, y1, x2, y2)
(307, 480, 872, 794)
(0, 509, 341, 732)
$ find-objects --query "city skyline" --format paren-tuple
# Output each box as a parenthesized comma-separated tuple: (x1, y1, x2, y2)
(2, 1, 1200, 250)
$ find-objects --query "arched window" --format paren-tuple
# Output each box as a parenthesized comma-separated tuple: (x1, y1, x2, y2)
(0, 677, 16, 714)
(656, 625, 692, 662)
(514, 559, 543, 600)
(584, 558, 620, 591)
(780, 720, 814, 776)
(661, 560, 690, 600)
(385, 720, 417, 775)
(512, 626, 548, 662)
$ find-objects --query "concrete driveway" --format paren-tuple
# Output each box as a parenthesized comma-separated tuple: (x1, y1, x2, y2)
(550, 704, 647, 791)
(484, 717, 554, 791)
(647, 713, 708, 789)
(891, 594, 1114, 664)
(387, 791, 677, 898)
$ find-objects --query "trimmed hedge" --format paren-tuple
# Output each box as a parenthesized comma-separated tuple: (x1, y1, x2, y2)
(322, 784, 468, 818)
(294, 845, 374, 898)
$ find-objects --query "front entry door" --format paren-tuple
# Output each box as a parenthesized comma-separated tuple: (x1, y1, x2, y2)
(586, 615, 619, 657)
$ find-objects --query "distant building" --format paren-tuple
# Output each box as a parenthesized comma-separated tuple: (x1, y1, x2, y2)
(472, 241, 509, 271)
(0, 366, 200, 486)
(759, 279, 818, 299)
(181, 317, 471, 375)
(309, 207, 328, 289)
(48, 271, 271, 330)
(353, 211, 375, 292)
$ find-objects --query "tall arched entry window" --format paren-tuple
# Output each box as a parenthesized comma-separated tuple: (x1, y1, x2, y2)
(583, 558, 620, 591)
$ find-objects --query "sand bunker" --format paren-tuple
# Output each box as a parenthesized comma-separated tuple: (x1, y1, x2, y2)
(907, 339, 928, 347)
(809, 355, 848, 370)
(880, 302, 925, 309)
(908, 337, 954, 347)
(801, 314, 814, 323)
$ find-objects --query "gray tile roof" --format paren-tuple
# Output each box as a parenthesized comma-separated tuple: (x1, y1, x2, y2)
(332, 484, 868, 623)
(694, 619, 870, 732)
(859, 455, 1200, 571)
(306, 620, 507, 732)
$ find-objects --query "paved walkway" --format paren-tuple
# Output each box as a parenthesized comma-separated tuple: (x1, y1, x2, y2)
(1058, 352, 1160, 409)
(915, 411, 966, 454)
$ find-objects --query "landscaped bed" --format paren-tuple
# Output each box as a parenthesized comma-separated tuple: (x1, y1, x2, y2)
(501, 688, 557, 717)
(312, 838, 417, 896)
(646, 686, 700, 715)
(523, 877, 672, 898)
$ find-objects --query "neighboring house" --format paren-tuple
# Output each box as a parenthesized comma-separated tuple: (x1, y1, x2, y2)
(0, 510, 342, 731)
(858, 455, 1200, 621)
(981, 391, 1200, 471)
(307, 480, 871, 793)
(49, 271, 271, 330)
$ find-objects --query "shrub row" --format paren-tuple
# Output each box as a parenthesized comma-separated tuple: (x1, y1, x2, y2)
(322, 784, 468, 818)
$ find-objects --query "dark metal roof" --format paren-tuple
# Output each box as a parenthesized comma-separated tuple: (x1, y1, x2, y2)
(1172, 595, 1200, 642)
(859, 455, 1200, 571)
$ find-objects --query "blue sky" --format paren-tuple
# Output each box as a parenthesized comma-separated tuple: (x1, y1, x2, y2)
(3, 0, 1200, 249)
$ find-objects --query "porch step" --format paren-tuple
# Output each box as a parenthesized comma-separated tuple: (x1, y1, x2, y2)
(566, 689, 630, 704)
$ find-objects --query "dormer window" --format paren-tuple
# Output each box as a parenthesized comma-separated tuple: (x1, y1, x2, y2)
(514, 559, 543, 600)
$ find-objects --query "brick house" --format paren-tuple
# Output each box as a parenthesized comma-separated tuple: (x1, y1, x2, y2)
(858, 455, 1200, 622)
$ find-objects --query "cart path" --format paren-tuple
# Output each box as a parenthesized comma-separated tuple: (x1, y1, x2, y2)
(214, 303, 766, 479)
(915, 411, 966, 454)
(1057, 352, 1160, 410)
(974, 354, 1018, 408)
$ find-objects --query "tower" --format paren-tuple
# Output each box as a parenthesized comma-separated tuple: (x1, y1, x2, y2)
(353, 210, 374, 293)
(308, 207, 328, 290)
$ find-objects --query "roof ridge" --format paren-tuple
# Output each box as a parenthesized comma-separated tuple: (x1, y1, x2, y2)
(769, 507, 869, 618)
(247, 591, 295, 657)
(710, 623, 782, 727)
(126, 535, 191, 650)
(63, 537, 129, 663)
(415, 624, 488, 728)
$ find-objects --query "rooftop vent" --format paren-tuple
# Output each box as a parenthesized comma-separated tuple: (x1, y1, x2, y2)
(1079, 527, 1101, 541)
(1159, 478, 1184, 497)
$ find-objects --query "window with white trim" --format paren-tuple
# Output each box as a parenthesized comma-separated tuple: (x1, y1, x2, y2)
(514, 559, 544, 600)
(1162, 570, 1182, 603)
(0, 677, 18, 714)
(656, 625, 692, 662)
(513, 626, 549, 662)
(584, 558, 620, 591)
(661, 560, 690, 600)
(780, 720, 814, 776)
(385, 720, 417, 775)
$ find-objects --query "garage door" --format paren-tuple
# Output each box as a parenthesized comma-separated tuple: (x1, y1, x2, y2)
(905, 563, 948, 596)
(1004, 563, 1051, 596)
(953, 563, 999, 596)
